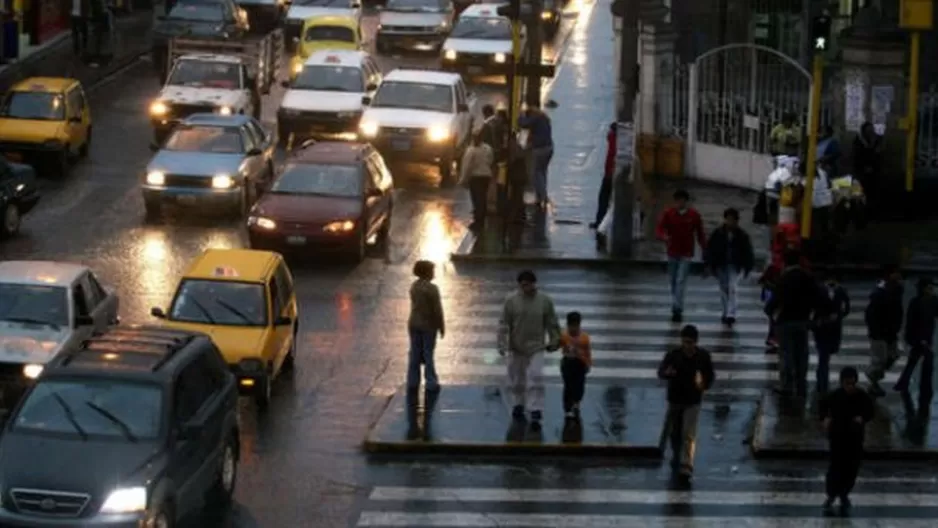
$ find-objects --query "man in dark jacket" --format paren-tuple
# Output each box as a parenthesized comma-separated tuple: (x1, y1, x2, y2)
(704, 208, 754, 327)
(820, 367, 874, 515)
(894, 278, 937, 405)
(657, 325, 714, 478)
(812, 270, 850, 395)
(864, 265, 904, 398)
(591, 123, 616, 228)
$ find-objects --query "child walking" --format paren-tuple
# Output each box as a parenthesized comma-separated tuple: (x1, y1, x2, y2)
(560, 311, 592, 419)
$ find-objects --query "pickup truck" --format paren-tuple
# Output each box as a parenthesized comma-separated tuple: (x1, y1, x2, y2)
(375, 0, 455, 54)
(358, 69, 476, 184)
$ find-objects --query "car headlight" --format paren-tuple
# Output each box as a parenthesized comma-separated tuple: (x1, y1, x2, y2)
(149, 101, 168, 116)
(212, 174, 235, 189)
(323, 220, 355, 233)
(100, 487, 146, 514)
(438, 21, 448, 31)
(494, 53, 506, 63)
(218, 106, 233, 116)
(444, 49, 456, 60)
(22, 364, 42, 379)
(293, 62, 303, 74)
(146, 171, 166, 186)
(248, 216, 277, 230)
(427, 126, 450, 142)
(541, 11, 552, 20)
(360, 121, 379, 138)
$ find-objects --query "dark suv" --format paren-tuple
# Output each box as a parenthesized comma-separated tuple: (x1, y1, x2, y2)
(0, 325, 240, 527)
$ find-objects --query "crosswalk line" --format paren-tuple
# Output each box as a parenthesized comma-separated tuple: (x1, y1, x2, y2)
(449, 293, 871, 310)
(456, 281, 766, 295)
(466, 349, 899, 367)
(447, 319, 871, 337)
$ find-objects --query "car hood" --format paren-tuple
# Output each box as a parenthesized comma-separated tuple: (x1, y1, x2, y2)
(0, 433, 163, 498)
(287, 5, 357, 21)
(0, 323, 69, 364)
(253, 193, 362, 223)
(281, 90, 363, 112)
(159, 322, 268, 364)
(0, 119, 65, 144)
(443, 38, 511, 54)
(148, 151, 244, 176)
(379, 11, 447, 26)
(159, 86, 243, 107)
(361, 107, 452, 129)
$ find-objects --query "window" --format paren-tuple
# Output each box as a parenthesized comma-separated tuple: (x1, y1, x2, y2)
(73, 284, 90, 317)
(269, 163, 362, 197)
(169, 279, 268, 326)
(0, 283, 69, 328)
(371, 82, 454, 113)
(164, 126, 244, 154)
(167, 60, 241, 89)
(365, 157, 383, 190)
(79, 275, 102, 311)
(304, 25, 356, 43)
(0, 91, 66, 121)
(87, 273, 108, 303)
(269, 277, 282, 318)
(66, 88, 83, 120)
(274, 263, 294, 306)
(371, 154, 393, 190)
(174, 357, 217, 423)
(292, 66, 364, 92)
(449, 16, 511, 40)
(240, 127, 257, 152)
(454, 83, 466, 106)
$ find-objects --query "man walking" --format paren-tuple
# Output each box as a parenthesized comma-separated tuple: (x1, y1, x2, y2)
(657, 325, 714, 479)
(655, 189, 706, 323)
(71, 0, 89, 57)
(518, 104, 553, 209)
(820, 367, 874, 516)
(895, 278, 938, 406)
(703, 208, 754, 327)
(590, 123, 617, 229)
(864, 265, 904, 398)
(497, 270, 562, 431)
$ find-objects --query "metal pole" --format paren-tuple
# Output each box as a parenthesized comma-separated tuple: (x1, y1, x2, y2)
(524, 0, 544, 106)
(509, 21, 523, 129)
(905, 30, 920, 192)
(800, 53, 824, 239)
(610, 0, 639, 256)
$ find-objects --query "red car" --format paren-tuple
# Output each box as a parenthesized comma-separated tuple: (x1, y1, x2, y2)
(246, 141, 394, 262)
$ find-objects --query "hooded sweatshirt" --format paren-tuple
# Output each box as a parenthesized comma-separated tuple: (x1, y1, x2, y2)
(497, 290, 561, 355)
(865, 280, 904, 341)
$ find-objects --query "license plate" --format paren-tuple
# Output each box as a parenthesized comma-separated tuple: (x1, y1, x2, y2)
(177, 195, 197, 205)
(4, 152, 22, 162)
(286, 235, 306, 245)
(467, 66, 483, 74)
(392, 139, 411, 151)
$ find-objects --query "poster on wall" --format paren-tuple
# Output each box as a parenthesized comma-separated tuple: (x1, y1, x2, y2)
(870, 85, 894, 135)
(37, 0, 68, 43)
(844, 77, 866, 133)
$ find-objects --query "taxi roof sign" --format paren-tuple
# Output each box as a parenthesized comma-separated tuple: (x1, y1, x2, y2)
(213, 266, 239, 278)
(480, 9, 491, 14)
(325, 55, 340, 63)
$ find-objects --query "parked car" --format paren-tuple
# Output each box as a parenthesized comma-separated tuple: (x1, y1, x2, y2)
(0, 157, 40, 239)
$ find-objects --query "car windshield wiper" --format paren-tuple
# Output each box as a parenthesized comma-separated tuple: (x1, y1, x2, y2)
(213, 298, 254, 324)
(188, 297, 217, 324)
(84, 401, 138, 443)
(1, 316, 60, 330)
(51, 393, 88, 441)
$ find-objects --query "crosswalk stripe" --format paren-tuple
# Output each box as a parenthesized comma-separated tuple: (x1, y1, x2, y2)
(447, 293, 871, 309)
(447, 320, 870, 336)
(382, 335, 875, 350)
(465, 349, 897, 367)
(456, 281, 766, 293)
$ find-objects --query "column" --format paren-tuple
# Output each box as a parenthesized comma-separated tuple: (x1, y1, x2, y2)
(638, 23, 677, 136)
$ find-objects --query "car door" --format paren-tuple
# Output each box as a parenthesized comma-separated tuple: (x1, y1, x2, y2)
(71, 280, 96, 337)
(64, 87, 87, 153)
(370, 153, 394, 220)
(238, 126, 263, 188)
(186, 352, 228, 494)
(271, 261, 295, 372)
(363, 58, 381, 93)
(362, 158, 384, 237)
(247, 118, 275, 164)
(266, 273, 289, 373)
(168, 362, 215, 517)
(86, 271, 118, 325)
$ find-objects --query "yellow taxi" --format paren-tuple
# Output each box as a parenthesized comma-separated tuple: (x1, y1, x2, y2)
(0, 77, 92, 178)
(150, 248, 299, 409)
(290, 15, 363, 80)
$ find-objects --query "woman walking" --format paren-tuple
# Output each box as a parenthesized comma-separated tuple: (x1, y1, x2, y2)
(407, 260, 445, 392)
(460, 131, 496, 230)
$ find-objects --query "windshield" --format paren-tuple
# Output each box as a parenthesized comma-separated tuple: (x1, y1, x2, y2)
(450, 16, 511, 39)
(164, 126, 244, 153)
(167, 2, 225, 22)
(305, 25, 356, 42)
(0, 283, 69, 328)
(169, 279, 267, 326)
(168, 60, 241, 89)
(372, 81, 452, 113)
(298, 0, 348, 5)
(293, 65, 364, 92)
(387, 0, 447, 11)
(272, 163, 361, 197)
(0, 92, 65, 121)
(13, 379, 163, 440)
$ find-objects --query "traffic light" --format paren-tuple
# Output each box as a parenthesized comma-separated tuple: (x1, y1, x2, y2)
(497, 0, 521, 20)
(812, 14, 832, 52)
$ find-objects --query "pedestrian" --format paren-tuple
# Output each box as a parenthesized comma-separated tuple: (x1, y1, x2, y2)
(766, 248, 822, 399)
(459, 130, 495, 230)
(852, 122, 883, 217)
(655, 189, 707, 323)
(87, 0, 110, 65)
(504, 131, 527, 224)
(657, 324, 715, 478)
(769, 112, 801, 157)
(406, 260, 444, 393)
(518, 103, 553, 209)
(817, 125, 842, 171)
(497, 270, 562, 430)
(71, 0, 89, 57)
(703, 207, 754, 327)
(820, 367, 874, 515)
(894, 278, 937, 403)
(812, 270, 850, 395)
(480, 104, 504, 158)
(810, 160, 834, 257)
(758, 259, 781, 353)
(863, 265, 904, 398)
(559, 311, 591, 420)
(590, 123, 616, 229)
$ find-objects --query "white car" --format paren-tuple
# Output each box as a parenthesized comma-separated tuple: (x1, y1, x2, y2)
(359, 69, 477, 183)
(149, 54, 260, 143)
(285, 0, 362, 51)
(277, 50, 383, 144)
(375, 0, 455, 53)
(442, 3, 522, 77)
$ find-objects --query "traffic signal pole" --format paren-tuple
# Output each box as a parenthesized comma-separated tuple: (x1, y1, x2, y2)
(523, 0, 544, 107)
(609, 0, 639, 257)
(800, 14, 829, 240)
(509, 21, 523, 128)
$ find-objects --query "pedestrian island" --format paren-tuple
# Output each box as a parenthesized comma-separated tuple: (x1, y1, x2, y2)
(363, 385, 668, 457)
(751, 390, 938, 460)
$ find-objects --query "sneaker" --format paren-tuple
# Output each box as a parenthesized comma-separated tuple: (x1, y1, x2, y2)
(671, 310, 683, 323)
(822, 497, 835, 512)
(720, 316, 729, 325)
(512, 405, 526, 420)
(839, 497, 851, 515)
(564, 411, 575, 419)
(726, 317, 736, 326)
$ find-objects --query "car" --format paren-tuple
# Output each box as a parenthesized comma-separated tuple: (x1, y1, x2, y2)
(0, 261, 119, 407)
(0, 325, 239, 527)
(359, 69, 476, 184)
(142, 113, 277, 221)
(375, 0, 455, 53)
(151, 0, 250, 81)
(277, 50, 382, 144)
(0, 77, 92, 178)
(247, 141, 393, 261)
(284, 0, 363, 53)
(150, 249, 298, 409)
(289, 14, 364, 80)
(0, 156, 40, 239)
(441, 3, 522, 77)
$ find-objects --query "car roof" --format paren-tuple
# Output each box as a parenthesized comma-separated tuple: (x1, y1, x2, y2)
(182, 113, 251, 127)
(183, 249, 278, 282)
(178, 53, 244, 64)
(0, 261, 87, 286)
(11, 77, 78, 93)
(289, 141, 368, 165)
(303, 14, 357, 27)
(304, 49, 369, 67)
(384, 69, 460, 86)
(461, 4, 505, 17)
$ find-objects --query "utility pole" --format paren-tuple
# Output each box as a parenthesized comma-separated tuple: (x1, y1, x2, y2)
(800, 13, 830, 240)
(609, 0, 639, 257)
(499, 0, 524, 128)
(524, 0, 545, 106)
(899, 0, 933, 192)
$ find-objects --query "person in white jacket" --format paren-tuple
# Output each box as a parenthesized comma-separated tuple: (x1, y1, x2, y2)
(460, 131, 495, 229)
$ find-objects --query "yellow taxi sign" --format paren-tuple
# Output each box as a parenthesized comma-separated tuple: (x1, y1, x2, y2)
(213, 266, 239, 278)
(480, 9, 491, 14)
(325, 55, 340, 63)
(29, 84, 45, 91)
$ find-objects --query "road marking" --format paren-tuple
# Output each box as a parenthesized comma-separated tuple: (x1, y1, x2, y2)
(447, 319, 870, 337)
(446, 292, 869, 311)
(377, 334, 873, 350)
(465, 349, 897, 367)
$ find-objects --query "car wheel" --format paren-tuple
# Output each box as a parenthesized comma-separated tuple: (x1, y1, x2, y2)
(55, 150, 69, 178)
(144, 202, 161, 224)
(79, 127, 92, 158)
(282, 325, 297, 371)
(207, 435, 238, 508)
(1, 203, 21, 239)
(438, 149, 457, 187)
(348, 228, 366, 263)
(254, 372, 272, 410)
(152, 505, 174, 528)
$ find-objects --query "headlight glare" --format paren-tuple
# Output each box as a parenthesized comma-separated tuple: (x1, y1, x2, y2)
(248, 216, 277, 230)
(22, 364, 42, 379)
(541, 11, 552, 19)
(360, 121, 379, 137)
(494, 53, 506, 63)
(323, 220, 355, 233)
(427, 126, 449, 142)
(146, 171, 166, 186)
(100, 487, 146, 513)
(218, 106, 233, 116)
(293, 62, 303, 74)
(444, 49, 456, 60)
(149, 101, 168, 115)
(212, 175, 234, 189)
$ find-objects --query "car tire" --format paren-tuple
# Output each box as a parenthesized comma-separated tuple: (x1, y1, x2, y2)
(79, 127, 92, 158)
(207, 435, 238, 508)
(255, 372, 272, 410)
(144, 202, 161, 224)
(438, 148, 457, 187)
(152, 505, 174, 528)
(282, 325, 297, 372)
(349, 228, 366, 263)
(0, 203, 21, 239)
(55, 150, 69, 178)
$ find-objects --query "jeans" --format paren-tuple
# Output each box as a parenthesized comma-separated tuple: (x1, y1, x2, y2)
(666, 403, 700, 471)
(560, 357, 587, 411)
(866, 339, 899, 386)
(468, 176, 491, 225)
(407, 328, 439, 391)
(777, 320, 810, 396)
(716, 266, 740, 318)
(814, 326, 842, 394)
(826, 439, 862, 500)
(896, 343, 934, 399)
(667, 257, 691, 312)
(506, 351, 545, 412)
(528, 146, 553, 203)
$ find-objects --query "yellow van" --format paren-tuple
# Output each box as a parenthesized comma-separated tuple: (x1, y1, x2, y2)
(290, 15, 363, 79)
(151, 248, 299, 409)
(0, 77, 92, 178)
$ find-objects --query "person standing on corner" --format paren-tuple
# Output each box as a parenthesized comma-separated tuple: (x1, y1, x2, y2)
(406, 260, 444, 393)
(518, 104, 554, 210)
(703, 207, 754, 327)
(590, 123, 617, 229)
(657, 325, 714, 479)
(894, 278, 938, 407)
(497, 270, 562, 431)
(460, 130, 495, 231)
(820, 367, 874, 516)
(655, 189, 706, 323)
(71, 0, 89, 58)
(864, 265, 904, 398)
(812, 270, 850, 396)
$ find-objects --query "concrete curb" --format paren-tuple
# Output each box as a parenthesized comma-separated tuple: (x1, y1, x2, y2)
(750, 444, 938, 462)
(363, 438, 664, 457)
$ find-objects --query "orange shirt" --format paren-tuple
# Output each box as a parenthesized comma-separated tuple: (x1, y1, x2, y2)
(560, 331, 592, 367)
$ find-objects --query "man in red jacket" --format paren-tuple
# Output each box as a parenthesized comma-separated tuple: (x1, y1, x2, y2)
(590, 123, 617, 228)
(656, 189, 707, 322)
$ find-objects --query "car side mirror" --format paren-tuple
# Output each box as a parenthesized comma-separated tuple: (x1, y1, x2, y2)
(75, 315, 94, 326)
(149, 142, 160, 152)
(275, 316, 293, 326)
(361, 95, 372, 105)
(247, 147, 263, 156)
(150, 307, 166, 319)
(280, 80, 290, 88)
(177, 422, 202, 441)
(366, 83, 377, 91)
(456, 103, 469, 113)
